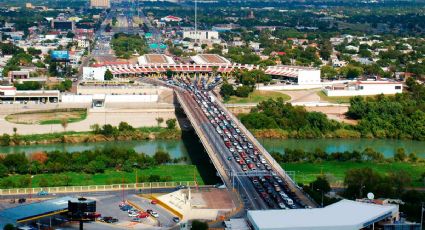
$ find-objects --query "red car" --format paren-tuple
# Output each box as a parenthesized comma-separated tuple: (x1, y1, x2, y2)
(138, 212, 150, 218)
(151, 200, 158, 205)
(248, 163, 255, 169)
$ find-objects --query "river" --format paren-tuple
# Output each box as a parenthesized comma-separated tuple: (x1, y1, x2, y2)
(1, 138, 424, 158)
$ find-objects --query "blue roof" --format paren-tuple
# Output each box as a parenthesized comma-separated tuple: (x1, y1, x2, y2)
(0, 196, 77, 226)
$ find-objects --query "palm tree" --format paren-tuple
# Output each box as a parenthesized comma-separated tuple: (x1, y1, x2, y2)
(61, 118, 68, 132)
(156, 117, 164, 127)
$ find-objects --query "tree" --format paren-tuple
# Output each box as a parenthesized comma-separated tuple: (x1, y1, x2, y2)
(0, 134, 11, 146)
(235, 85, 252, 97)
(165, 69, 173, 79)
(61, 118, 68, 132)
(0, 164, 8, 178)
(344, 167, 382, 199)
(166, 118, 177, 129)
(321, 65, 338, 79)
(310, 176, 331, 194)
(191, 220, 208, 230)
(220, 83, 234, 99)
(104, 69, 113, 80)
(3, 223, 15, 230)
(118, 122, 134, 132)
(394, 148, 407, 162)
(30, 152, 48, 164)
(153, 150, 171, 165)
(156, 117, 164, 127)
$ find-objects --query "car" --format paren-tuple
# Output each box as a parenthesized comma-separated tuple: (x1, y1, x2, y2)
(173, 217, 180, 223)
(129, 212, 139, 217)
(131, 218, 143, 223)
(278, 203, 287, 209)
(227, 156, 232, 161)
(151, 200, 158, 205)
(37, 191, 48, 196)
(138, 212, 150, 218)
(150, 211, 159, 218)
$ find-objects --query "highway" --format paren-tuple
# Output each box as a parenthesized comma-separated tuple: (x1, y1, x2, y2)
(156, 77, 318, 210)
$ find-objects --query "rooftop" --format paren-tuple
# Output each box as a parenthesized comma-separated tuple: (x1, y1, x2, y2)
(247, 199, 398, 230)
(0, 196, 78, 227)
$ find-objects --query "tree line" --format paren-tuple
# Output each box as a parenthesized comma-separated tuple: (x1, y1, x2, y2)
(241, 80, 425, 140)
(0, 147, 187, 189)
(270, 147, 420, 164)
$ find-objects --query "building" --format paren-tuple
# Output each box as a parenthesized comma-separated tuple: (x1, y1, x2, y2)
(191, 54, 231, 65)
(90, 0, 110, 8)
(51, 20, 75, 31)
(138, 54, 176, 65)
(323, 80, 403, 97)
(160, 15, 182, 22)
(247, 199, 399, 230)
(183, 30, 219, 41)
(0, 86, 60, 103)
(265, 65, 321, 85)
(83, 66, 106, 81)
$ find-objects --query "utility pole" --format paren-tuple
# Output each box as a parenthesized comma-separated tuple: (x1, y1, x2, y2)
(421, 202, 424, 230)
(194, 0, 197, 42)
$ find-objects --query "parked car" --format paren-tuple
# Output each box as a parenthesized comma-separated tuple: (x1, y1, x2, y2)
(172, 217, 180, 223)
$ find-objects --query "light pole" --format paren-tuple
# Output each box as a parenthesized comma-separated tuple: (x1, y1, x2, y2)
(420, 202, 424, 230)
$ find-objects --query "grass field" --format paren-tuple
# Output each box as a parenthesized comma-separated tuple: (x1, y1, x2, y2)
(283, 161, 425, 187)
(317, 91, 353, 104)
(0, 165, 204, 189)
(6, 108, 87, 125)
(227, 90, 290, 104)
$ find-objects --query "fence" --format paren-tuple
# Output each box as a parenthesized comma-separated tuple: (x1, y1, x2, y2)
(0, 181, 197, 196)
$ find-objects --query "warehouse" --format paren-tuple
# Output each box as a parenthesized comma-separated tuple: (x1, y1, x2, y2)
(247, 199, 399, 230)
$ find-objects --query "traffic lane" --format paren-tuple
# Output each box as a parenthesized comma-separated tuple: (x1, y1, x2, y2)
(191, 105, 266, 209)
(127, 195, 176, 228)
(180, 88, 267, 209)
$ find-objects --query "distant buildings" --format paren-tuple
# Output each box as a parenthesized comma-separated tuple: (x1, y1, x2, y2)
(160, 15, 182, 22)
(90, 0, 110, 8)
(183, 30, 219, 42)
(51, 20, 75, 31)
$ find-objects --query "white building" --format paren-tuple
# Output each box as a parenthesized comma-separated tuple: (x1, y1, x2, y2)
(183, 30, 219, 41)
(247, 199, 399, 230)
(82, 66, 106, 81)
(323, 81, 403, 97)
(265, 65, 321, 85)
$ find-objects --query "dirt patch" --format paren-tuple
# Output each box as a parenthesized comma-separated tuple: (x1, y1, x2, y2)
(306, 106, 358, 125)
(6, 109, 86, 125)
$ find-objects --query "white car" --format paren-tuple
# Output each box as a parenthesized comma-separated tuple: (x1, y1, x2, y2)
(150, 211, 159, 218)
(129, 212, 139, 217)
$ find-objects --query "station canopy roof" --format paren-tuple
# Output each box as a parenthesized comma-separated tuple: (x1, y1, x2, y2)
(0, 196, 78, 227)
(247, 199, 398, 230)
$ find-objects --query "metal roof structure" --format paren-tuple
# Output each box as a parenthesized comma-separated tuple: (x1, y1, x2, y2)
(247, 199, 398, 230)
(0, 196, 77, 228)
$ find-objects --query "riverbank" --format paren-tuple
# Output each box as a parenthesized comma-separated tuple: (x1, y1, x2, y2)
(0, 165, 204, 189)
(252, 128, 361, 139)
(1, 127, 181, 146)
(283, 161, 425, 188)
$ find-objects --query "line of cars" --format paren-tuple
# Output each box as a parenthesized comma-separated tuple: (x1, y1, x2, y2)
(174, 77, 306, 210)
(119, 202, 156, 223)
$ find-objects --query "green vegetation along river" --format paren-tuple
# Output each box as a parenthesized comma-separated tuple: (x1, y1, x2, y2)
(1, 138, 425, 158)
(259, 138, 425, 158)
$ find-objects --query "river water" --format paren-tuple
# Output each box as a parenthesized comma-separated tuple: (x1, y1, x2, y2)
(0, 138, 424, 158)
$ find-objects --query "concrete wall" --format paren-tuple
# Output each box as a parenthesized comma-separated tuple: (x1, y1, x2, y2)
(77, 86, 166, 95)
(61, 94, 159, 103)
(297, 69, 321, 85)
(324, 83, 402, 97)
